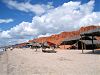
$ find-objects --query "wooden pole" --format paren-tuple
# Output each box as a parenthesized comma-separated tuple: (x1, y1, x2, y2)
(81, 36, 84, 53)
(77, 42, 78, 49)
(92, 35, 94, 53)
(35, 47, 37, 52)
(83, 41, 86, 50)
(64, 42, 65, 49)
(42, 39, 43, 50)
(35, 43, 37, 52)
(84, 44, 86, 50)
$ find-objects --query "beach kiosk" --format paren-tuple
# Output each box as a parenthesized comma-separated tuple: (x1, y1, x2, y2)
(80, 28, 100, 53)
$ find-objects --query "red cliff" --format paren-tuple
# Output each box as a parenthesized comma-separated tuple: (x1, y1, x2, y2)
(30, 25, 100, 45)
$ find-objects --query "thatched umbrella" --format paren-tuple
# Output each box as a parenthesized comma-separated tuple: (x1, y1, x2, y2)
(27, 42, 41, 51)
(42, 41, 56, 49)
(41, 41, 57, 53)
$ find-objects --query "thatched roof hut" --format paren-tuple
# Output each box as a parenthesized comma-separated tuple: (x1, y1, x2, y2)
(80, 28, 100, 36)
(60, 36, 96, 45)
(80, 40, 100, 45)
(80, 28, 100, 53)
(76, 40, 100, 49)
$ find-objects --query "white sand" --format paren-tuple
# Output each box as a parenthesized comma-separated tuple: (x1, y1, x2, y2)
(0, 48, 100, 75)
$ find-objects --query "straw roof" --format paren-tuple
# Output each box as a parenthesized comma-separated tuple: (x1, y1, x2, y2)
(43, 41, 56, 47)
(60, 36, 96, 45)
(27, 42, 41, 47)
(79, 40, 100, 45)
(80, 28, 100, 36)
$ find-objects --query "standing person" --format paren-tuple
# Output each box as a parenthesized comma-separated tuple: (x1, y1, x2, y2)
(5, 48, 7, 51)
(10, 47, 13, 51)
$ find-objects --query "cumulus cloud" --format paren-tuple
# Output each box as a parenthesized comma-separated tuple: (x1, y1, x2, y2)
(0, 31, 11, 38)
(0, 0, 100, 46)
(9, 21, 38, 36)
(0, 18, 13, 23)
(3, 0, 53, 15)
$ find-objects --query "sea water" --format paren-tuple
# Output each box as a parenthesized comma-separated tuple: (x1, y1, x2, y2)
(0, 48, 4, 52)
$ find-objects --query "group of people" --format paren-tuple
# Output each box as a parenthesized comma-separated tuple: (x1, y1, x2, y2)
(2, 47, 13, 52)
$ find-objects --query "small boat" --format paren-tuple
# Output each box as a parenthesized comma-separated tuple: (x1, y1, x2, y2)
(42, 49, 57, 53)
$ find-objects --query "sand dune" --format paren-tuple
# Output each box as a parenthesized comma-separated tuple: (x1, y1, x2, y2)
(0, 48, 100, 75)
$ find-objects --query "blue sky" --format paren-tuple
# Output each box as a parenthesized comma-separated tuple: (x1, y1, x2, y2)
(0, 0, 100, 46)
(0, 0, 100, 30)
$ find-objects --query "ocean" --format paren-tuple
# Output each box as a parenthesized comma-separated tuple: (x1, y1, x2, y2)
(0, 48, 4, 52)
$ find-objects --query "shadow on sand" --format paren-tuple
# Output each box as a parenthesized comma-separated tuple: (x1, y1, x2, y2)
(82, 50, 100, 55)
(0, 51, 4, 55)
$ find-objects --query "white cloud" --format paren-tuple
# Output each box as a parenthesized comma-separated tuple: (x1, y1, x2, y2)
(79, 0, 94, 15)
(3, 0, 53, 15)
(38, 33, 53, 38)
(0, 31, 11, 38)
(0, 18, 13, 23)
(0, 0, 100, 46)
(9, 21, 38, 36)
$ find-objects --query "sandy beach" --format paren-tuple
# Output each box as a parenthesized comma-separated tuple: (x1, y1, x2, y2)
(0, 48, 100, 75)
